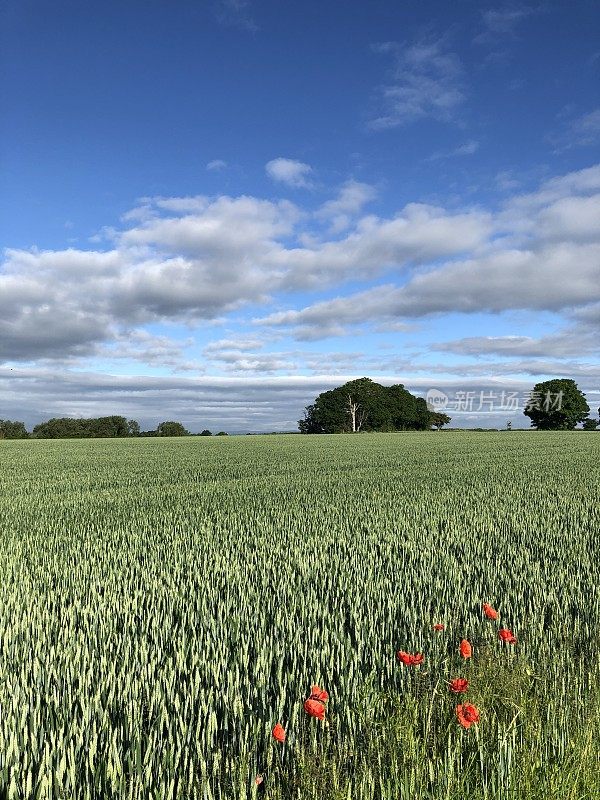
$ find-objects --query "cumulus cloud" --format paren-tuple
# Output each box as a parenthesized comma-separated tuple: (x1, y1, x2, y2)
(316, 180, 378, 232)
(206, 159, 227, 171)
(370, 39, 464, 128)
(2, 164, 600, 385)
(504, 164, 600, 212)
(265, 158, 314, 188)
(259, 164, 600, 339)
(1, 193, 494, 362)
(271, 203, 492, 291)
(261, 241, 600, 338)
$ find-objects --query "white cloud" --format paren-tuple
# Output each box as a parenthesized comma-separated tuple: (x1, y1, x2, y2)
(316, 180, 377, 232)
(259, 165, 600, 339)
(203, 337, 266, 355)
(3, 164, 600, 377)
(265, 158, 314, 189)
(505, 164, 600, 212)
(207, 159, 227, 171)
(1, 193, 493, 363)
(260, 241, 600, 338)
(98, 331, 199, 372)
(202, 336, 295, 373)
(370, 39, 464, 128)
(271, 203, 492, 291)
(434, 300, 600, 361)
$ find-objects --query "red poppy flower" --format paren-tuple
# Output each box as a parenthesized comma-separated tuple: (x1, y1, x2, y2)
(459, 639, 472, 659)
(498, 628, 517, 644)
(449, 677, 469, 693)
(309, 685, 329, 702)
(433, 623, 445, 631)
(396, 650, 424, 666)
(456, 703, 480, 729)
(483, 603, 499, 620)
(304, 699, 326, 720)
(255, 775, 264, 786)
(272, 723, 286, 743)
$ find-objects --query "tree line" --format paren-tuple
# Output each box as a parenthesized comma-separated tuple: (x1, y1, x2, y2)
(1, 378, 597, 439)
(299, 377, 598, 433)
(0, 417, 229, 439)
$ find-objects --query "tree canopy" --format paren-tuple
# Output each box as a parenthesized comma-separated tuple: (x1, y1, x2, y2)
(156, 421, 189, 437)
(3, 416, 205, 439)
(0, 419, 29, 439)
(430, 412, 452, 431)
(523, 379, 589, 430)
(32, 416, 132, 439)
(299, 378, 432, 433)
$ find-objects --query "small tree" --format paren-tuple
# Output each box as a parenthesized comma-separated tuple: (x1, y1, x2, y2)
(582, 418, 598, 430)
(127, 419, 141, 437)
(430, 412, 451, 431)
(216, 431, 228, 436)
(523, 379, 589, 430)
(156, 421, 188, 437)
(200, 429, 212, 436)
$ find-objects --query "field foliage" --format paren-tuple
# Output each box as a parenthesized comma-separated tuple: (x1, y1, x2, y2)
(0, 432, 598, 799)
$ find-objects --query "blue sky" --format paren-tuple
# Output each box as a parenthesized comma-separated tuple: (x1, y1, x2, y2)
(1, 0, 599, 431)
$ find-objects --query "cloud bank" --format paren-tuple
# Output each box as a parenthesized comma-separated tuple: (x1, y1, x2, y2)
(2, 164, 599, 429)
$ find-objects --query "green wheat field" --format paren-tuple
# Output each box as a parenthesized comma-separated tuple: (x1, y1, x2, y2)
(0, 432, 599, 799)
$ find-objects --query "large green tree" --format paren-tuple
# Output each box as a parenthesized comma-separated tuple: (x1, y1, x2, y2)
(523, 379, 589, 430)
(299, 378, 431, 433)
